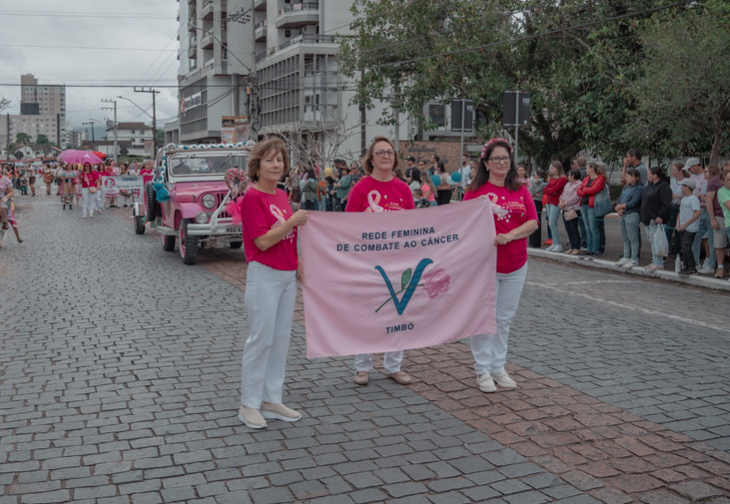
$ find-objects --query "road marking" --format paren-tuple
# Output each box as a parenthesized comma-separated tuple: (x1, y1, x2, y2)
(559, 280, 638, 286)
(526, 281, 728, 333)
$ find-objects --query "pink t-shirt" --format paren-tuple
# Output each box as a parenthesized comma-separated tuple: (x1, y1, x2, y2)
(464, 182, 538, 274)
(80, 171, 99, 188)
(240, 187, 298, 271)
(345, 176, 415, 212)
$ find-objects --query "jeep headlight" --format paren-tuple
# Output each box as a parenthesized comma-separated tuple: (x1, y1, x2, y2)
(195, 212, 209, 224)
(202, 194, 217, 209)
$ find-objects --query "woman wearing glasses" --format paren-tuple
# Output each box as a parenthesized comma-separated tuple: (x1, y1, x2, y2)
(463, 138, 538, 393)
(346, 136, 415, 386)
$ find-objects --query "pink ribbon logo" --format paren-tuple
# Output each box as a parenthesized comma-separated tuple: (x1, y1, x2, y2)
(367, 190, 384, 213)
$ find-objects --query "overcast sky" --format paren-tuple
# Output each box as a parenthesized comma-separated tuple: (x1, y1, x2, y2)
(0, 1, 180, 135)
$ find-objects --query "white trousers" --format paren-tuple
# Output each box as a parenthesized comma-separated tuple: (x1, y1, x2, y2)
(240, 261, 297, 409)
(354, 351, 403, 375)
(82, 188, 95, 217)
(471, 263, 527, 376)
(95, 188, 105, 211)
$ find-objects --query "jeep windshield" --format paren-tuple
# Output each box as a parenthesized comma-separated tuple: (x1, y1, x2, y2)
(169, 153, 248, 177)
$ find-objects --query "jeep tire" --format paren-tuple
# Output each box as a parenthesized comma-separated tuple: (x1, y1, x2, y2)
(230, 241, 243, 249)
(145, 183, 158, 222)
(134, 215, 146, 235)
(162, 233, 176, 252)
(179, 219, 199, 265)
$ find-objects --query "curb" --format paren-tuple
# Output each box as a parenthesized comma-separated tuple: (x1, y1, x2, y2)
(528, 248, 730, 293)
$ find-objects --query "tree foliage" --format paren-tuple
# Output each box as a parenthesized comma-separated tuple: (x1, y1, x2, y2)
(36, 134, 50, 145)
(15, 133, 32, 145)
(629, 1, 730, 163)
(338, 0, 698, 167)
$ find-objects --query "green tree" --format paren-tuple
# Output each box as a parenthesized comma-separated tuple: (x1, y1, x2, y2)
(629, 2, 730, 163)
(36, 134, 49, 145)
(15, 132, 32, 145)
(0, 97, 10, 113)
(339, 0, 679, 167)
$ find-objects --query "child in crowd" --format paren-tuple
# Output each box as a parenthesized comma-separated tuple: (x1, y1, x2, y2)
(413, 188, 429, 208)
(677, 178, 701, 275)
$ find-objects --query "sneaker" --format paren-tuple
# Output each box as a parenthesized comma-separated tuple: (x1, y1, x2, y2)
(491, 370, 517, 389)
(544, 239, 553, 246)
(551, 245, 564, 252)
(644, 264, 661, 272)
(616, 258, 631, 266)
(388, 371, 413, 385)
(477, 374, 497, 393)
(697, 266, 714, 274)
(715, 268, 725, 279)
(261, 403, 301, 422)
(623, 260, 639, 269)
(62, 204, 66, 210)
(238, 406, 267, 429)
(702, 258, 711, 270)
(545, 244, 555, 251)
(678, 269, 692, 276)
(354, 371, 369, 385)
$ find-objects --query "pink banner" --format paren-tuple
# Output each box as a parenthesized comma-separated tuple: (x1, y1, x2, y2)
(300, 198, 497, 358)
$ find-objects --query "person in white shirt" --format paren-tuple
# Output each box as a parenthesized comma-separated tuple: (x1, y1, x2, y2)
(685, 157, 713, 273)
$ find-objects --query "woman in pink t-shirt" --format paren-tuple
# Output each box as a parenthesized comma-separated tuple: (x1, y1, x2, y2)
(238, 137, 308, 430)
(79, 162, 100, 219)
(463, 138, 538, 394)
(346, 136, 415, 386)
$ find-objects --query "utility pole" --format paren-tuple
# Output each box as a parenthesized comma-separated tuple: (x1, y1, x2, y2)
(101, 99, 117, 162)
(133, 87, 159, 157)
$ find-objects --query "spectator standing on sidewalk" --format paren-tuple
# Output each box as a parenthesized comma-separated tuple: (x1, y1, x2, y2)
(420, 171, 438, 207)
(347, 136, 415, 387)
(621, 148, 647, 187)
(640, 166, 673, 271)
(435, 161, 452, 206)
(677, 178, 701, 275)
(528, 169, 546, 248)
(576, 162, 606, 256)
(559, 169, 582, 255)
(334, 164, 353, 211)
(681, 158, 711, 273)
(238, 137, 308, 430)
(544, 160, 567, 252)
(615, 168, 644, 268)
(464, 138, 538, 393)
(707, 162, 730, 278)
(667, 161, 687, 256)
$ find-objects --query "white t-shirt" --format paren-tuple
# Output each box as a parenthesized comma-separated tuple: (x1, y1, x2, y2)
(459, 164, 472, 188)
(679, 194, 701, 232)
(690, 172, 707, 205)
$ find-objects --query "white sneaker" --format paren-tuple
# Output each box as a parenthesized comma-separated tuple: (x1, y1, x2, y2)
(551, 245, 564, 252)
(545, 244, 555, 251)
(623, 260, 639, 269)
(477, 374, 497, 393)
(644, 264, 661, 272)
(702, 258, 711, 269)
(491, 371, 517, 389)
(697, 266, 714, 274)
(616, 258, 631, 266)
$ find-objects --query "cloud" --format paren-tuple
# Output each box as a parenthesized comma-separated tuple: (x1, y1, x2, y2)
(0, 1, 180, 132)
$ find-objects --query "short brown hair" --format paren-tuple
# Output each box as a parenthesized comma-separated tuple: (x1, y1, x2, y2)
(577, 156, 587, 167)
(363, 136, 399, 175)
(247, 137, 290, 183)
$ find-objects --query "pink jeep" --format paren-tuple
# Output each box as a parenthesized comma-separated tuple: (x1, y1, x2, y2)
(135, 143, 251, 265)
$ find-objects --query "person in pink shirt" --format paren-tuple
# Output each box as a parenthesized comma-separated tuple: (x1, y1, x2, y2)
(79, 162, 100, 219)
(346, 136, 415, 386)
(463, 138, 538, 393)
(238, 137, 308, 430)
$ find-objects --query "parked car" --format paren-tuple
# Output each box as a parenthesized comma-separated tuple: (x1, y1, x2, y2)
(133, 142, 252, 265)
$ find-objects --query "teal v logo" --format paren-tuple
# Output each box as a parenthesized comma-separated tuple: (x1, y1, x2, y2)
(374, 259, 433, 315)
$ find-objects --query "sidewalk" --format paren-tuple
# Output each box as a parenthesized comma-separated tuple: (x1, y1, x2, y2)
(533, 213, 730, 293)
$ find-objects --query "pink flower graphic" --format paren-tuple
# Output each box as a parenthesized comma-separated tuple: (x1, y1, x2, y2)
(422, 268, 450, 299)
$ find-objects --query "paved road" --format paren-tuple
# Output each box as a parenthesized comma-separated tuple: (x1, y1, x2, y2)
(1, 192, 729, 504)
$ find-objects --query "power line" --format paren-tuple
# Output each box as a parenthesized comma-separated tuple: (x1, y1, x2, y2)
(0, 10, 172, 19)
(0, 44, 175, 52)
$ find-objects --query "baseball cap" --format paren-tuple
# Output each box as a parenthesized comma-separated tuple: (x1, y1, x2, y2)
(684, 157, 700, 168)
(679, 178, 696, 190)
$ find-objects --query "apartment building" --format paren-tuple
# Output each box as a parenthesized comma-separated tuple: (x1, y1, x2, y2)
(171, 0, 406, 162)
(4, 74, 70, 147)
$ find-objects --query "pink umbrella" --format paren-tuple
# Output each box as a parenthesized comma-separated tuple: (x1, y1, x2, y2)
(58, 150, 103, 165)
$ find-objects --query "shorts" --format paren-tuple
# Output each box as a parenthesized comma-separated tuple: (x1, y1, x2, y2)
(715, 226, 728, 249)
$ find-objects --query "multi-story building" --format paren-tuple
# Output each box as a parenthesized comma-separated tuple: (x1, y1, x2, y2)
(107, 122, 155, 157)
(70, 129, 89, 149)
(170, 0, 407, 163)
(5, 74, 69, 147)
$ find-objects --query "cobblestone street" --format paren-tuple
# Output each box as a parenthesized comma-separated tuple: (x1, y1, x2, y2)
(1, 193, 729, 504)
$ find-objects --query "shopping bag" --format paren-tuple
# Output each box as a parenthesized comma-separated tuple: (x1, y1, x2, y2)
(649, 223, 668, 257)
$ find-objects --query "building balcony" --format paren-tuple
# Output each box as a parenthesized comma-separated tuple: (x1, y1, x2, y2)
(278, 34, 335, 52)
(275, 3, 319, 30)
(254, 0, 266, 12)
(188, 42, 197, 59)
(201, 31, 214, 49)
(254, 19, 267, 42)
(201, 0, 214, 20)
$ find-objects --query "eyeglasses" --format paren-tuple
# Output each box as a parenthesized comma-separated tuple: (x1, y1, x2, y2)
(374, 150, 395, 159)
(489, 156, 511, 164)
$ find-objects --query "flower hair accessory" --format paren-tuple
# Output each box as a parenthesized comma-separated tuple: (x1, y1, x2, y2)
(480, 137, 513, 159)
